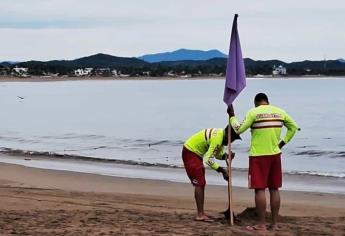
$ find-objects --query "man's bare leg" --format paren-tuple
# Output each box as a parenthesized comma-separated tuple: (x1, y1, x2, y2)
(254, 189, 267, 228)
(269, 188, 280, 229)
(195, 186, 205, 217)
(194, 186, 213, 221)
(246, 189, 267, 231)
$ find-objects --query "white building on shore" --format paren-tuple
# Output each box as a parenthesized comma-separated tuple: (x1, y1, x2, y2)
(74, 68, 93, 77)
(272, 65, 287, 76)
(12, 67, 30, 77)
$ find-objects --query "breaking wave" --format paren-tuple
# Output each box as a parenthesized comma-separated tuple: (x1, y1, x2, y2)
(294, 150, 345, 158)
(0, 147, 344, 178)
(0, 147, 180, 168)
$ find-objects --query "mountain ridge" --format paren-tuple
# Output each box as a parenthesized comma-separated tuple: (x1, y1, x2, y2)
(139, 49, 227, 63)
(14, 53, 149, 69)
(1, 52, 345, 76)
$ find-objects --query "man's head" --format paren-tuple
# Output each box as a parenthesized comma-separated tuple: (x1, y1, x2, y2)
(223, 125, 241, 145)
(254, 93, 269, 107)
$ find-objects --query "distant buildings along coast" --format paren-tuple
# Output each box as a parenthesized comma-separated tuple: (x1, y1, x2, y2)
(0, 49, 345, 79)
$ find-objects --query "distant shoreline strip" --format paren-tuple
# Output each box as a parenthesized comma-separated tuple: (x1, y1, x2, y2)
(0, 148, 344, 179)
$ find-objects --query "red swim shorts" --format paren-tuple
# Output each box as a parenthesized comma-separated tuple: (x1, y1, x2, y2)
(248, 154, 282, 189)
(182, 147, 206, 187)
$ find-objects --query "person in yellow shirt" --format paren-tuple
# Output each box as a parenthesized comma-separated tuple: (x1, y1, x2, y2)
(228, 93, 298, 232)
(182, 125, 240, 221)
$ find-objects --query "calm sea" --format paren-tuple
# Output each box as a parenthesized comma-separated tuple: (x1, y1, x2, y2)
(0, 77, 344, 192)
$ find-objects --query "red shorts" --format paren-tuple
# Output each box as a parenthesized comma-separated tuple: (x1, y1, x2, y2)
(182, 147, 206, 187)
(248, 154, 282, 189)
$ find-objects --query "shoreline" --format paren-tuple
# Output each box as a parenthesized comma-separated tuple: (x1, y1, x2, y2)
(0, 162, 344, 235)
(1, 162, 345, 216)
(3, 76, 220, 82)
(1, 153, 345, 195)
(1, 75, 345, 82)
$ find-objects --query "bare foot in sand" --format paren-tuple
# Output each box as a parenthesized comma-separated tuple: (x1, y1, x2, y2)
(246, 224, 267, 233)
(268, 224, 282, 231)
(194, 215, 215, 222)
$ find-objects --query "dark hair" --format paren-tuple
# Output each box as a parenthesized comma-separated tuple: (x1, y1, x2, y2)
(254, 93, 269, 103)
(224, 125, 241, 144)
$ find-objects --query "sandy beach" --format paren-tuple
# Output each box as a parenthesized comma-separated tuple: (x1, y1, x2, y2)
(0, 162, 344, 235)
(2, 0, 345, 235)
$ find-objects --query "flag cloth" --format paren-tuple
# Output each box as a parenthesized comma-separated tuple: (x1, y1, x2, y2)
(223, 14, 246, 106)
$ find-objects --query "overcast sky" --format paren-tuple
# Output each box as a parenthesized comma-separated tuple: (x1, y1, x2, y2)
(1, 0, 344, 62)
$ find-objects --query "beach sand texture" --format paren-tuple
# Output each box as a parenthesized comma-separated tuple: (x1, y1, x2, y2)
(0, 163, 344, 235)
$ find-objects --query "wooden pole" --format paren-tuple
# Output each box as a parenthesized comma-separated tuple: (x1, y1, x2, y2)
(227, 120, 234, 225)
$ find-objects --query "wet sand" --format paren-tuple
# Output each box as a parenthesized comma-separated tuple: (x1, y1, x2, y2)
(0, 163, 344, 235)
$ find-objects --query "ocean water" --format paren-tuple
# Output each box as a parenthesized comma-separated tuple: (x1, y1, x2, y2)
(0, 78, 345, 187)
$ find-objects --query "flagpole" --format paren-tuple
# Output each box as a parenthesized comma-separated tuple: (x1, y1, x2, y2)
(227, 120, 234, 225)
(223, 13, 245, 226)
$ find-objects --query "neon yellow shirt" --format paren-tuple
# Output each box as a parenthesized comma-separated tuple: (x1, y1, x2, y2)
(230, 105, 298, 157)
(184, 128, 225, 170)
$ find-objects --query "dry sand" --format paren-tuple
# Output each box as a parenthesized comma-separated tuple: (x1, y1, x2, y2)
(0, 163, 344, 235)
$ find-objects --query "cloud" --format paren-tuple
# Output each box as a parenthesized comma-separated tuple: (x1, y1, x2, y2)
(0, 18, 156, 29)
(0, 0, 344, 61)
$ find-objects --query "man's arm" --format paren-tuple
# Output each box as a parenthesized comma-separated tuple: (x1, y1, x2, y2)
(228, 106, 255, 134)
(203, 130, 223, 171)
(204, 144, 221, 171)
(281, 112, 298, 146)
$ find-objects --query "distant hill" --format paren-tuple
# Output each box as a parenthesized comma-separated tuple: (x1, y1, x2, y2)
(139, 49, 227, 63)
(72, 53, 148, 68)
(338, 58, 345, 63)
(158, 58, 345, 75)
(18, 53, 148, 69)
(0, 61, 19, 67)
(156, 57, 227, 67)
(159, 58, 287, 69)
(0, 61, 19, 65)
(0, 62, 11, 67)
(2, 52, 345, 76)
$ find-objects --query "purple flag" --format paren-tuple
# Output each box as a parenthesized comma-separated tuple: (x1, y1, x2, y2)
(223, 14, 246, 106)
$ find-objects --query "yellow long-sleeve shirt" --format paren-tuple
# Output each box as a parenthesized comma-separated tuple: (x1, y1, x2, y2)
(184, 128, 225, 170)
(230, 105, 298, 157)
